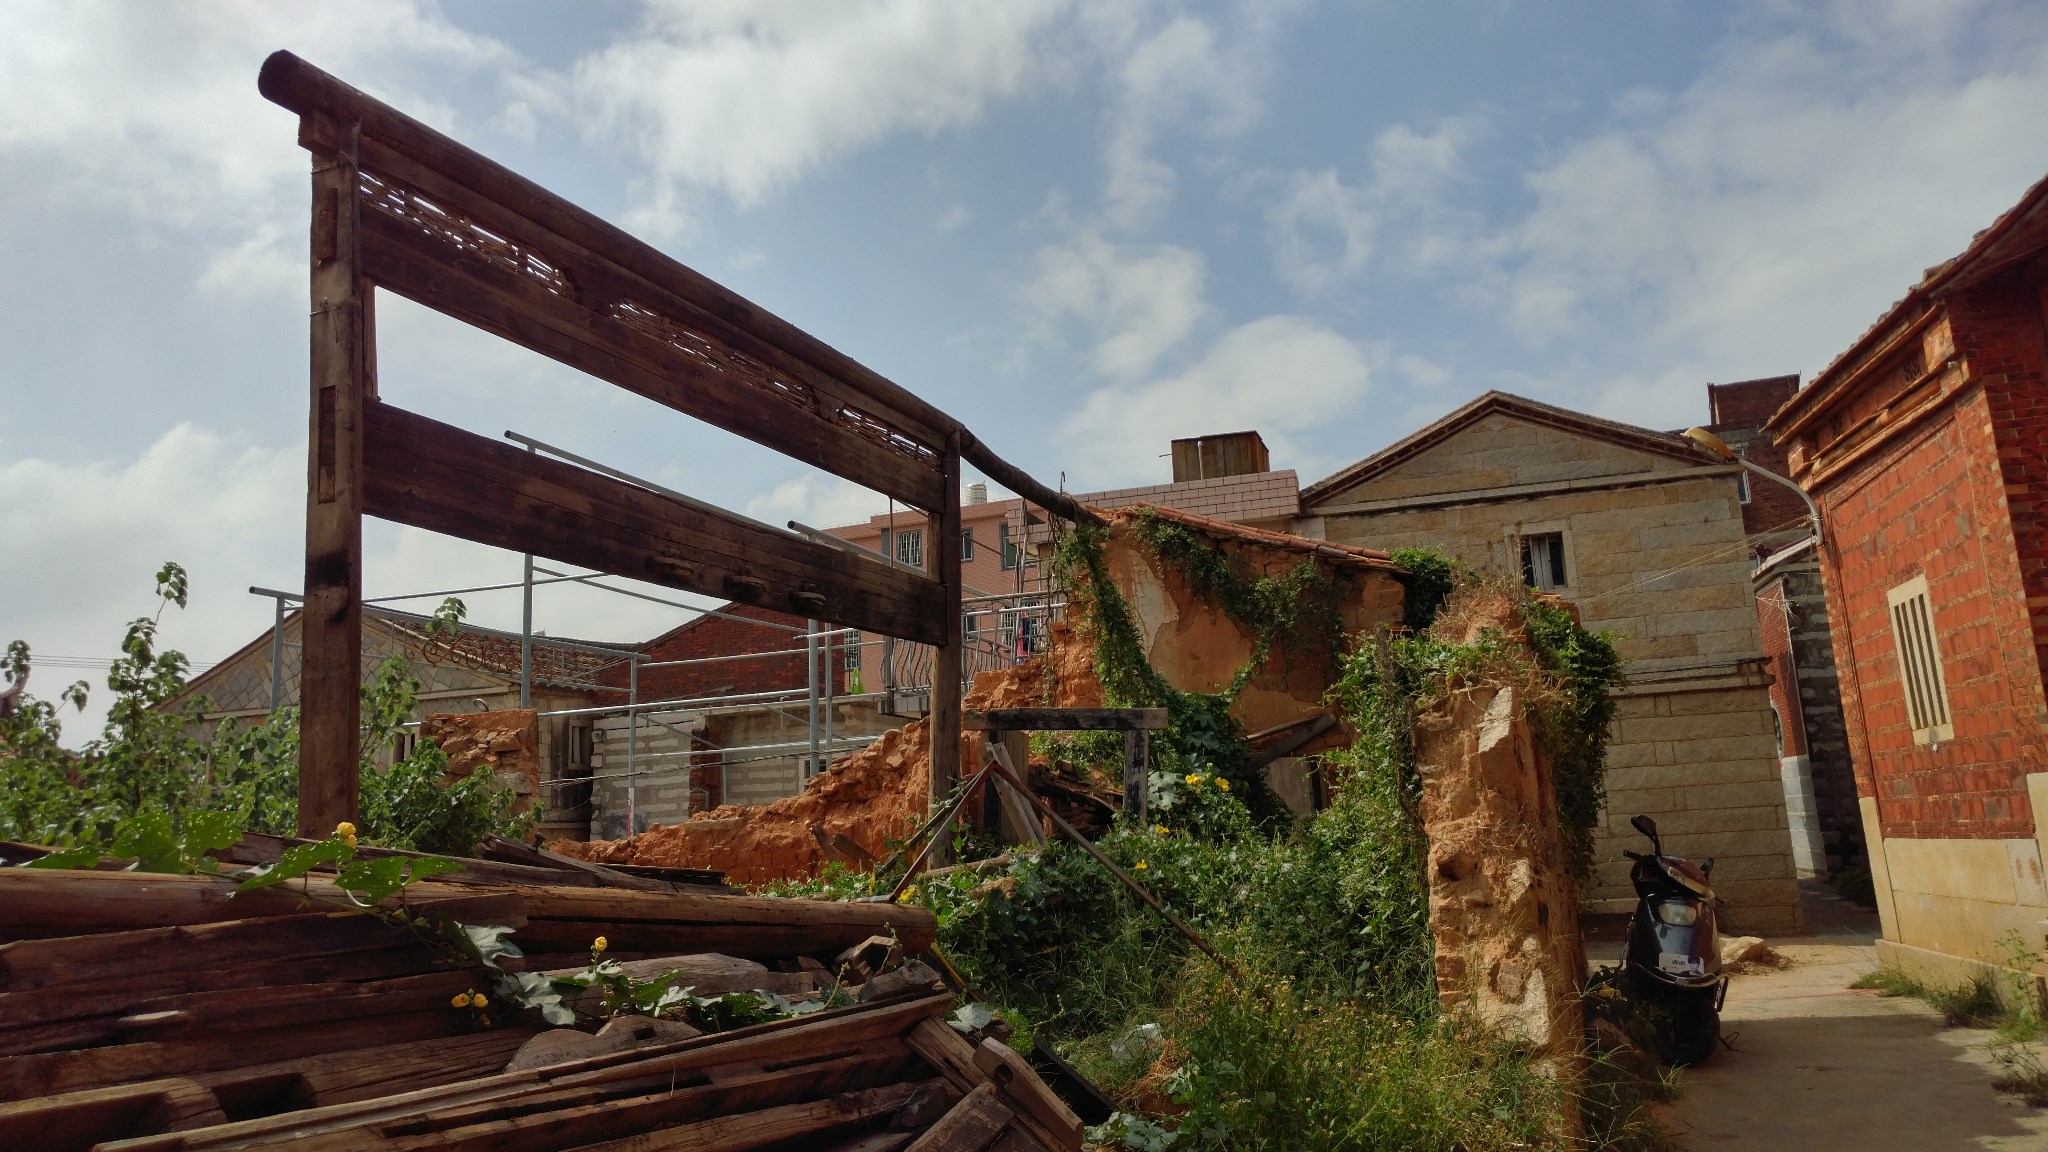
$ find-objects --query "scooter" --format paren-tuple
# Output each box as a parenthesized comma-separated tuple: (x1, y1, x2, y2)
(1618, 813, 1726, 1066)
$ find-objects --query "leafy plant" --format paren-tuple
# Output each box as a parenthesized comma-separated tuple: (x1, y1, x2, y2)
(1, 566, 530, 855)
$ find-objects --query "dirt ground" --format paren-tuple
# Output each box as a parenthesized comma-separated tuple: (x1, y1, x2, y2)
(1597, 882, 2048, 1150)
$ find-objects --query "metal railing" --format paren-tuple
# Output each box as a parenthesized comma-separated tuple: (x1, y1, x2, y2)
(877, 593, 1064, 713)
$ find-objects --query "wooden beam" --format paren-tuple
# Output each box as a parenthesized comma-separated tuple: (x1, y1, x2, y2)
(902, 1083, 1011, 1152)
(955, 431, 1100, 529)
(963, 709, 1169, 732)
(928, 434, 964, 832)
(354, 195, 945, 512)
(360, 403, 947, 645)
(298, 111, 366, 838)
(1247, 713, 1337, 770)
(259, 54, 952, 499)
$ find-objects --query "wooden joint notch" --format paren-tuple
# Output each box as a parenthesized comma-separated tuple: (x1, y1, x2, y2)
(722, 574, 768, 602)
(645, 554, 696, 582)
(788, 590, 827, 614)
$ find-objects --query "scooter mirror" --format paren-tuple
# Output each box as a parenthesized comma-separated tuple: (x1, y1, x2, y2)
(1630, 814, 1659, 840)
(1701, 857, 1715, 877)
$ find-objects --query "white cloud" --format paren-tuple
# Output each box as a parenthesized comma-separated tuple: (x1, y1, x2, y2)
(0, 424, 301, 742)
(0, 0, 529, 295)
(1099, 11, 1271, 230)
(1261, 117, 1488, 296)
(574, 0, 1070, 234)
(1027, 231, 1210, 379)
(1497, 0, 2048, 421)
(0, 0, 517, 221)
(744, 475, 889, 533)
(1061, 315, 1373, 486)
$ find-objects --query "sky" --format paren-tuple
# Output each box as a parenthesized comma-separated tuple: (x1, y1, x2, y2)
(5, 0, 2048, 743)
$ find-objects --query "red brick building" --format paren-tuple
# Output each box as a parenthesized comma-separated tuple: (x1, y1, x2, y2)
(1705, 374, 1813, 557)
(1769, 170, 2048, 977)
(1700, 375, 1861, 878)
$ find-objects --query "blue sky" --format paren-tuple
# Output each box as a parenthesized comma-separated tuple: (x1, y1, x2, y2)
(5, 0, 2048, 740)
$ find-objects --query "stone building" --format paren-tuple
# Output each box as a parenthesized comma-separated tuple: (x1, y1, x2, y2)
(1768, 170, 2048, 982)
(167, 607, 621, 841)
(1298, 391, 1804, 934)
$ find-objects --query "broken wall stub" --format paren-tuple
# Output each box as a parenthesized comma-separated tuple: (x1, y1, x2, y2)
(1416, 684, 1586, 1072)
(421, 708, 541, 805)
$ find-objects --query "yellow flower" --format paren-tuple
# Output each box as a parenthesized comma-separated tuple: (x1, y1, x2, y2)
(470, 992, 487, 1008)
(592, 936, 608, 954)
(342, 834, 358, 849)
(1133, 860, 1148, 871)
(1184, 773, 1200, 786)
(334, 821, 356, 839)
(900, 885, 919, 902)
(1216, 778, 1230, 792)
(1154, 824, 1169, 836)
(452, 991, 474, 1008)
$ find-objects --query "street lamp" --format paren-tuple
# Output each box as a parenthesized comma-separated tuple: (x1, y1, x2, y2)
(1681, 427, 1823, 544)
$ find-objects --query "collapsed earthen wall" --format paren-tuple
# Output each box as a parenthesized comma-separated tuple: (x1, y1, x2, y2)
(1416, 683, 1585, 1068)
(553, 507, 1403, 881)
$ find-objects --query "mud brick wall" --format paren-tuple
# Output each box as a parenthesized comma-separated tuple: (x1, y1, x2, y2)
(1417, 685, 1585, 1074)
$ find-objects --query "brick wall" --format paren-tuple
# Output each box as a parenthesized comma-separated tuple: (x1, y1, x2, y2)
(1707, 375, 1812, 546)
(1815, 367, 2048, 839)
(1956, 273, 2048, 696)
(594, 603, 842, 704)
(1781, 564, 1862, 869)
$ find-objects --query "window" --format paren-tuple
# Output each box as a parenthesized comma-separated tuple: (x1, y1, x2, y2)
(891, 528, 924, 569)
(962, 526, 975, 562)
(1520, 532, 1568, 591)
(1886, 575, 1954, 745)
(999, 522, 1021, 570)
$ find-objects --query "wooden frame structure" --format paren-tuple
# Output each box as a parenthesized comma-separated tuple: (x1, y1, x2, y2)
(965, 708, 1168, 820)
(259, 51, 1096, 837)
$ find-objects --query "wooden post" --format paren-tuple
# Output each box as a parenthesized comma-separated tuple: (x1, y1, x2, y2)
(297, 112, 368, 838)
(1124, 729, 1148, 821)
(928, 434, 963, 858)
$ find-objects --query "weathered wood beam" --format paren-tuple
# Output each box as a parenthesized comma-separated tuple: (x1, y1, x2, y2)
(963, 709, 1169, 732)
(361, 403, 946, 644)
(955, 431, 1102, 529)
(929, 435, 964, 830)
(298, 111, 366, 837)
(261, 51, 1093, 528)
(352, 166, 944, 512)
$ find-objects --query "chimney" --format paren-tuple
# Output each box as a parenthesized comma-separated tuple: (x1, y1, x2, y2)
(1169, 431, 1270, 483)
(967, 482, 988, 505)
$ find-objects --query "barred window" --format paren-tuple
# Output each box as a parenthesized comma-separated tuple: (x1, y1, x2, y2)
(1886, 575, 1953, 746)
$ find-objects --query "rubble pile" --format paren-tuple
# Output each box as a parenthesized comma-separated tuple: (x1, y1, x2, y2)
(556, 625, 1103, 884)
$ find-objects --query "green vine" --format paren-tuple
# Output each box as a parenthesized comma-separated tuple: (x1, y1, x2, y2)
(1051, 515, 1354, 827)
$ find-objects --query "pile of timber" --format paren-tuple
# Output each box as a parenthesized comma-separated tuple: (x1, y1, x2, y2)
(0, 862, 1085, 1151)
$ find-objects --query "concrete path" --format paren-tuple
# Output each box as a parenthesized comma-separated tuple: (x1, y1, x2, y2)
(1654, 887, 2048, 1150)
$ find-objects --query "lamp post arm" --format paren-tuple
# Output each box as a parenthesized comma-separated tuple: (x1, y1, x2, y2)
(1737, 458, 1823, 541)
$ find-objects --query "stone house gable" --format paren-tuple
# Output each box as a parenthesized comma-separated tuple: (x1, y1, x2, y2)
(1300, 390, 1803, 935)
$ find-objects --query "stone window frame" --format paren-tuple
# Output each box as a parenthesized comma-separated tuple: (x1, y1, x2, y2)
(1510, 521, 1578, 595)
(1885, 574, 1954, 746)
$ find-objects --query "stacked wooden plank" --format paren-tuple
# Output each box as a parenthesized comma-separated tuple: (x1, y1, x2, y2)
(0, 865, 1082, 1151)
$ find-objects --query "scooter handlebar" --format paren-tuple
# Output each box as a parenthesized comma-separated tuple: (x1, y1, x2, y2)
(1623, 850, 1645, 861)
